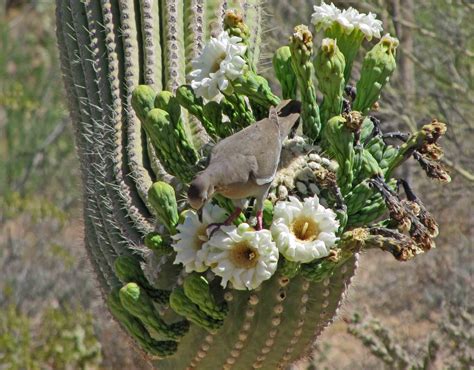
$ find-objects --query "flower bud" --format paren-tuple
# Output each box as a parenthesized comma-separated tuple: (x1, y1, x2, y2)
(273, 46, 297, 99)
(353, 34, 398, 114)
(314, 38, 346, 123)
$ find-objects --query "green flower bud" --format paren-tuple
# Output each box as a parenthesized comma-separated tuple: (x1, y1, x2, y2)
(154, 91, 181, 125)
(144, 232, 173, 256)
(221, 94, 255, 129)
(176, 85, 219, 140)
(223, 9, 250, 43)
(314, 38, 346, 124)
(148, 181, 179, 234)
(324, 23, 367, 82)
(114, 255, 171, 305)
(353, 34, 399, 114)
(262, 199, 273, 228)
(107, 289, 178, 357)
(119, 283, 189, 341)
(145, 108, 197, 181)
(183, 274, 228, 320)
(169, 287, 223, 332)
(272, 46, 297, 100)
(131, 85, 157, 122)
(232, 72, 280, 109)
(324, 115, 355, 193)
(289, 25, 321, 140)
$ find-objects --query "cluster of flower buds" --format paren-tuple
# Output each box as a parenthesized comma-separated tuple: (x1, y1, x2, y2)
(123, 1, 452, 360)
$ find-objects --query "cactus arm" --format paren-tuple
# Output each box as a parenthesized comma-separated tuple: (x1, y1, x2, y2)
(101, 0, 156, 235)
(118, 0, 156, 212)
(161, 0, 186, 91)
(86, 0, 148, 245)
(56, 3, 120, 290)
(71, 0, 135, 254)
(139, 0, 162, 90)
(183, 0, 204, 76)
(138, 0, 174, 180)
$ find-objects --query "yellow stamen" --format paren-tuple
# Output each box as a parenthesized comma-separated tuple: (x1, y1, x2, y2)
(229, 241, 259, 269)
(291, 216, 320, 242)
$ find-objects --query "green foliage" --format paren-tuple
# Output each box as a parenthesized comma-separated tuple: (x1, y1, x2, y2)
(0, 13, 76, 202)
(0, 305, 102, 369)
(348, 305, 474, 370)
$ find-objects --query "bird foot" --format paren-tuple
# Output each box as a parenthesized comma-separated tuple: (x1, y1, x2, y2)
(207, 207, 243, 238)
(206, 222, 227, 238)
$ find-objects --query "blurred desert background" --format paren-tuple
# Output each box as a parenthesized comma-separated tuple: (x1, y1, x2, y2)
(0, 0, 472, 369)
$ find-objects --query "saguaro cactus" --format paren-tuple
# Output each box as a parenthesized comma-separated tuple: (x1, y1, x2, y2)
(56, 1, 448, 369)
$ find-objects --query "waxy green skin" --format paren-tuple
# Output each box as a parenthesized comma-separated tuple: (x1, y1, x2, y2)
(314, 39, 346, 125)
(56, 1, 444, 368)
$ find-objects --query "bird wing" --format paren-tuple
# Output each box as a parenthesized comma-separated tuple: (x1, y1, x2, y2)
(208, 153, 259, 186)
(210, 110, 281, 185)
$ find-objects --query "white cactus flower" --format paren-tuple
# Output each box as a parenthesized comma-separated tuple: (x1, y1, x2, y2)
(203, 223, 279, 290)
(172, 204, 227, 273)
(271, 195, 339, 263)
(346, 8, 383, 40)
(312, 2, 383, 40)
(311, 2, 350, 31)
(189, 31, 247, 100)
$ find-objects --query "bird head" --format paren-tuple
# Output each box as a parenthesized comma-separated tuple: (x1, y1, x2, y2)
(187, 174, 215, 210)
(276, 99, 302, 139)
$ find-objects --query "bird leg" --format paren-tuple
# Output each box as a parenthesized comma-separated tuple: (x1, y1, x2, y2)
(207, 207, 243, 237)
(256, 210, 263, 231)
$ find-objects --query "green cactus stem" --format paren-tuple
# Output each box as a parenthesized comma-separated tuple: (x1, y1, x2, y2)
(290, 25, 321, 140)
(169, 287, 224, 332)
(55, 1, 445, 369)
(183, 274, 228, 321)
(119, 283, 189, 341)
(108, 288, 178, 357)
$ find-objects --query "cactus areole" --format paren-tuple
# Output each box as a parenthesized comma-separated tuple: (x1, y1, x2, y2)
(56, 1, 449, 368)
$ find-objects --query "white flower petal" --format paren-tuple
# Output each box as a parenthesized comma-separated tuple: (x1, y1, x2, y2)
(172, 204, 227, 273)
(204, 223, 279, 290)
(271, 195, 340, 263)
(188, 31, 247, 100)
(311, 2, 383, 39)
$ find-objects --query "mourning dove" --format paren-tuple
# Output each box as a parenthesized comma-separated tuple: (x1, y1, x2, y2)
(187, 99, 301, 230)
